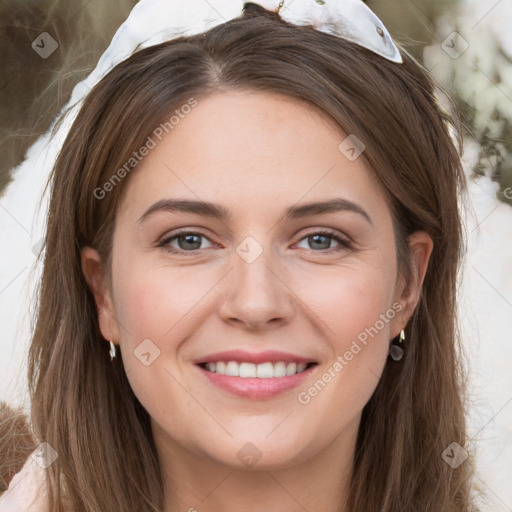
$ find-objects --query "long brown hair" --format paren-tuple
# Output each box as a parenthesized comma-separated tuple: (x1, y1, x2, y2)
(26, 4, 474, 511)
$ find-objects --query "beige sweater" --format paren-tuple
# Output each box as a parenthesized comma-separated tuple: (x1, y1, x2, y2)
(0, 456, 48, 511)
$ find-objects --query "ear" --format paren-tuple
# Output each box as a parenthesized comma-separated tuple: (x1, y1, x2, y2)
(391, 230, 434, 337)
(81, 246, 120, 343)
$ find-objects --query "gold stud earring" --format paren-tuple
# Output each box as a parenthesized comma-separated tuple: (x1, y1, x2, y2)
(109, 340, 116, 361)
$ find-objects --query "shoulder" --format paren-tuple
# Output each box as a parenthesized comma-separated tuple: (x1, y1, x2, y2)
(0, 455, 48, 512)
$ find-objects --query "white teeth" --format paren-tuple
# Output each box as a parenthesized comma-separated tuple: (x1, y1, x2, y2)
(286, 362, 297, 376)
(273, 362, 287, 377)
(239, 362, 256, 378)
(203, 361, 311, 378)
(256, 362, 274, 378)
(225, 361, 239, 376)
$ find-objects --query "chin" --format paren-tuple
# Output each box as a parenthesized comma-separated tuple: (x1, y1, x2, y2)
(200, 431, 317, 471)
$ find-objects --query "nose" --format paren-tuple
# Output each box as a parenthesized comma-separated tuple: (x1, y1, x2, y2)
(218, 243, 295, 331)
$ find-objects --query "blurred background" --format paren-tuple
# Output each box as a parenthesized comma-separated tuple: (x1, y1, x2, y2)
(1, 0, 511, 509)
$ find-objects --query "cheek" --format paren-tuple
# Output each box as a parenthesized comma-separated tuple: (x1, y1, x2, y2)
(112, 257, 212, 345)
(291, 264, 396, 410)
(110, 257, 219, 411)
(296, 262, 396, 346)
(111, 267, 198, 429)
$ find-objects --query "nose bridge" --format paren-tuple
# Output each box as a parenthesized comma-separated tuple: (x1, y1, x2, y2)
(218, 234, 294, 328)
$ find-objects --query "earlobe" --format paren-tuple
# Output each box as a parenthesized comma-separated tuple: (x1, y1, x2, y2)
(81, 246, 119, 342)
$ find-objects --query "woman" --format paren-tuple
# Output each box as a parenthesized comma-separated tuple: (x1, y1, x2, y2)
(0, 1, 475, 510)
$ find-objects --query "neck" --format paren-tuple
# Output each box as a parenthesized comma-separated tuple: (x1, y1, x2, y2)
(153, 418, 358, 512)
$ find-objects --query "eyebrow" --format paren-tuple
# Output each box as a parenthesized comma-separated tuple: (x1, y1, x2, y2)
(138, 198, 373, 225)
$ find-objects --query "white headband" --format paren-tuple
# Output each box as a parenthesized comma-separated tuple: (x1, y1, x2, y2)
(67, 0, 402, 109)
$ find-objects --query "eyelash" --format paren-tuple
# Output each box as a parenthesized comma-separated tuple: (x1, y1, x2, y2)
(157, 228, 354, 255)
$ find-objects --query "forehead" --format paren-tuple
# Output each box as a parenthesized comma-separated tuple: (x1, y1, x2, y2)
(116, 90, 388, 223)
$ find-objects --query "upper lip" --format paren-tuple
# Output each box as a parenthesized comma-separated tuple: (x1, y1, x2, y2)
(193, 350, 316, 365)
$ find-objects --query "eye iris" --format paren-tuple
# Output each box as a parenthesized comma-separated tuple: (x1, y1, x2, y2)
(309, 234, 331, 250)
(178, 234, 202, 250)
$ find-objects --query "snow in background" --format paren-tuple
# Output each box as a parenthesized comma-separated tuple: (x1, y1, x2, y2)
(0, 0, 511, 509)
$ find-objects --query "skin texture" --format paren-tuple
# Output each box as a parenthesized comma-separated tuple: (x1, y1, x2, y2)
(82, 90, 433, 512)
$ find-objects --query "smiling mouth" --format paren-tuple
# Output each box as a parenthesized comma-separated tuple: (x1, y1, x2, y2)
(198, 361, 317, 378)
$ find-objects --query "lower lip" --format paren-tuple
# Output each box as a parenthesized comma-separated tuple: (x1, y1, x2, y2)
(196, 364, 317, 400)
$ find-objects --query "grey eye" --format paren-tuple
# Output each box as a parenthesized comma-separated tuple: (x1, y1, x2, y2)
(177, 234, 203, 250)
(307, 234, 332, 250)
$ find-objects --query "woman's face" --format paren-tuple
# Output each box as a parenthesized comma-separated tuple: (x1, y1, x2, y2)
(83, 90, 432, 471)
